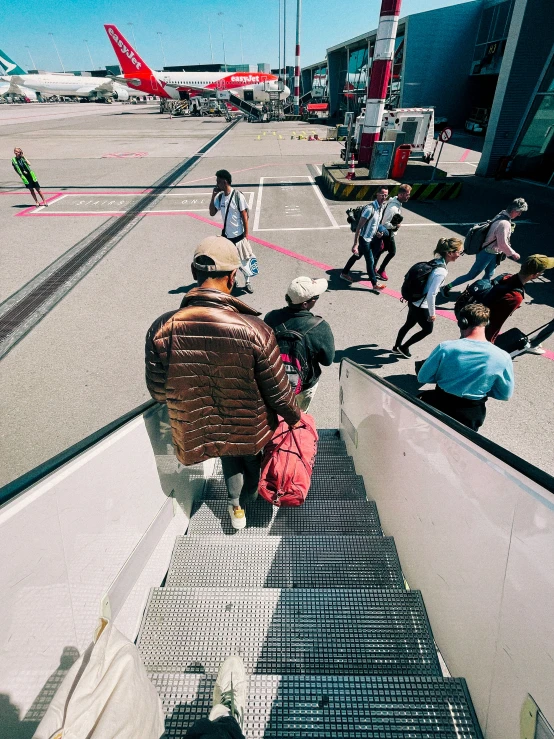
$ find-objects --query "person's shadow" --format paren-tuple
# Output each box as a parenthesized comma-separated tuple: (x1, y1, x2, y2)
(334, 345, 401, 369)
(168, 282, 196, 295)
(325, 268, 380, 293)
(384, 372, 422, 395)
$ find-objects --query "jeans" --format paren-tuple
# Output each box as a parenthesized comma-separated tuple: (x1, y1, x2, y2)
(373, 234, 396, 273)
(419, 386, 487, 432)
(185, 716, 245, 739)
(449, 249, 497, 288)
(395, 304, 434, 349)
(342, 237, 379, 285)
(220, 454, 262, 507)
(296, 381, 319, 411)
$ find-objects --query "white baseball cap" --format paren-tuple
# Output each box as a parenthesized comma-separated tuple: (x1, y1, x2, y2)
(286, 276, 328, 304)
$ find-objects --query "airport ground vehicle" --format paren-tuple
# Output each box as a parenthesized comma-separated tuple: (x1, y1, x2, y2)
(465, 107, 490, 135)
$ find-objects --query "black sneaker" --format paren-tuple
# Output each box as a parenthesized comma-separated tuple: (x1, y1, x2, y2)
(396, 345, 412, 358)
(244, 283, 254, 294)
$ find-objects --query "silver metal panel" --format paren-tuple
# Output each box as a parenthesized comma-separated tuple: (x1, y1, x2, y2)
(151, 673, 484, 738)
(166, 535, 404, 589)
(138, 587, 440, 676)
(187, 499, 381, 536)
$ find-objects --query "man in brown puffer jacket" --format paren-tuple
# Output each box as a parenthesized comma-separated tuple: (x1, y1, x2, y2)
(145, 236, 301, 530)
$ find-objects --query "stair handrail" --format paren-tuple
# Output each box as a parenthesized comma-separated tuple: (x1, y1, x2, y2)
(340, 358, 554, 496)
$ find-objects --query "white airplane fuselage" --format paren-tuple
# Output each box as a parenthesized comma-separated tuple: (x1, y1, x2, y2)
(1, 73, 115, 99)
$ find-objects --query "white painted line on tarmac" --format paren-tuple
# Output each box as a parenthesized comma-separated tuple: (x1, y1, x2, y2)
(400, 220, 536, 227)
(313, 165, 322, 175)
(309, 175, 340, 228)
(255, 225, 350, 232)
(253, 179, 264, 231)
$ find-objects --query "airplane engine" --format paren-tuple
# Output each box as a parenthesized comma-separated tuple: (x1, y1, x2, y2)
(113, 86, 130, 101)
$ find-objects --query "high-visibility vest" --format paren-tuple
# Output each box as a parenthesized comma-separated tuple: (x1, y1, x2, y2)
(12, 156, 37, 185)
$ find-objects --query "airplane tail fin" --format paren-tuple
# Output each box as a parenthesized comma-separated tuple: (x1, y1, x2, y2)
(104, 25, 151, 76)
(0, 49, 27, 75)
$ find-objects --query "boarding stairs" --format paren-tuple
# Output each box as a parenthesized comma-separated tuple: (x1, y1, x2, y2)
(138, 429, 483, 737)
(228, 92, 263, 121)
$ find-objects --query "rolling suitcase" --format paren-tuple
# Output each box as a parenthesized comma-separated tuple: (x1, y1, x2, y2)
(496, 321, 553, 358)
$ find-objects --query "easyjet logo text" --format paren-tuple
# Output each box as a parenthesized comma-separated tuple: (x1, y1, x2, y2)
(108, 28, 142, 70)
(230, 75, 261, 84)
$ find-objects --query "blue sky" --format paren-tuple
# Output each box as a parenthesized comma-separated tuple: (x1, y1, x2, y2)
(1, 0, 471, 72)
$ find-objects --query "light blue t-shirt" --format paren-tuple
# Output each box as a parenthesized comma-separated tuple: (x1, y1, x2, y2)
(418, 338, 515, 401)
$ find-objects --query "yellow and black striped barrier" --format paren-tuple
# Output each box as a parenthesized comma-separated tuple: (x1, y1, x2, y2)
(322, 166, 463, 201)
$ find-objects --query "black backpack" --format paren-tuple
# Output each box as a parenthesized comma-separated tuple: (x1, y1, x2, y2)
(346, 203, 374, 233)
(464, 213, 509, 255)
(401, 259, 443, 303)
(454, 274, 523, 318)
(274, 318, 323, 394)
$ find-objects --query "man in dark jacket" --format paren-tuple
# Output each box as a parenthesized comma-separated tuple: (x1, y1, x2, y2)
(264, 276, 335, 411)
(145, 236, 301, 530)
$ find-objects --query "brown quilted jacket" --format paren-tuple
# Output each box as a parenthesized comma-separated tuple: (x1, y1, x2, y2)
(145, 287, 301, 466)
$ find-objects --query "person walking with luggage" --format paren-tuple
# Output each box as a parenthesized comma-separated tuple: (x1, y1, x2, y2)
(393, 237, 464, 358)
(417, 303, 514, 432)
(441, 198, 528, 297)
(145, 236, 300, 531)
(372, 184, 412, 281)
(11, 147, 48, 207)
(484, 254, 554, 348)
(209, 169, 254, 294)
(340, 185, 388, 293)
(264, 276, 335, 411)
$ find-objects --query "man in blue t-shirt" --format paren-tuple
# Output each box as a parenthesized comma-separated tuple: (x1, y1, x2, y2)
(417, 303, 514, 432)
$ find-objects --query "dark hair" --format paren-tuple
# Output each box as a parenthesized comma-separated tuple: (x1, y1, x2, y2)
(215, 169, 232, 185)
(459, 303, 490, 328)
(194, 255, 233, 284)
(376, 185, 389, 194)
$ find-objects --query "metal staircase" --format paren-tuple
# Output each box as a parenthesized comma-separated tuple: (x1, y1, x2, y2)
(139, 429, 484, 737)
(228, 92, 263, 121)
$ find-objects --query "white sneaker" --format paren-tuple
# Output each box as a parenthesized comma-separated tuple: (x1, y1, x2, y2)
(210, 655, 249, 729)
(527, 344, 546, 355)
(228, 505, 246, 530)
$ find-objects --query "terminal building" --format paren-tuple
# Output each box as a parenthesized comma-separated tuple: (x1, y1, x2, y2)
(302, 0, 552, 185)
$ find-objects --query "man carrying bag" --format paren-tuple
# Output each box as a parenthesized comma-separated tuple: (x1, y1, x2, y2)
(210, 168, 257, 294)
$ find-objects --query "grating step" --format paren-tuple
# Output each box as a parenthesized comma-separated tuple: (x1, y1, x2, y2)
(166, 535, 404, 589)
(138, 587, 440, 676)
(188, 498, 381, 536)
(152, 673, 483, 738)
(202, 473, 366, 501)
(212, 454, 354, 477)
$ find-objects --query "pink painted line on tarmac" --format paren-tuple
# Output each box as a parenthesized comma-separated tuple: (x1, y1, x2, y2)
(459, 149, 471, 162)
(16, 192, 65, 217)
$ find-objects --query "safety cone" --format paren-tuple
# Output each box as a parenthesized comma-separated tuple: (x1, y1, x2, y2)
(345, 153, 356, 180)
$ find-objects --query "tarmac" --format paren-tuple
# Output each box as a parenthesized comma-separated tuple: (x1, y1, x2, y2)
(0, 102, 553, 486)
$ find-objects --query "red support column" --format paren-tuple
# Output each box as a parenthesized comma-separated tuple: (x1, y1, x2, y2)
(358, 0, 402, 167)
(294, 0, 302, 115)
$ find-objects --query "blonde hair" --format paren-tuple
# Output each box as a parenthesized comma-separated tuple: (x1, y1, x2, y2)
(434, 237, 463, 258)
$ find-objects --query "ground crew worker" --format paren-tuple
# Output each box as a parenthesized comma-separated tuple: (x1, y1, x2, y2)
(11, 147, 48, 207)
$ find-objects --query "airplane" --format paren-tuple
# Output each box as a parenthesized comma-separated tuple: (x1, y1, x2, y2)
(105, 24, 290, 102)
(0, 47, 134, 102)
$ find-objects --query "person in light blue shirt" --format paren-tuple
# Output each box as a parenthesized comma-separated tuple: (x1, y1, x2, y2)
(418, 303, 514, 432)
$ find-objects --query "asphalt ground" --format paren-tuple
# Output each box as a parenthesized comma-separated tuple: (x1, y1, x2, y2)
(0, 104, 553, 486)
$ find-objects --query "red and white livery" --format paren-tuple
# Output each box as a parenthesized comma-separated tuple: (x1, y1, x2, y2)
(105, 25, 289, 102)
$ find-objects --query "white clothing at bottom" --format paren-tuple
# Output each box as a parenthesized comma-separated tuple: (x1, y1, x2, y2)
(296, 381, 319, 411)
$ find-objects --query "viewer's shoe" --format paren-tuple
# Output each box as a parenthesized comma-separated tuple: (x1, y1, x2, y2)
(377, 270, 388, 281)
(340, 273, 353, 283)
(244, 282, 254, 294)
(441, 284, 451, 298)
(527, 344, 546, 355)
(228, 505, 246, 530)
(210, 655, 249, 730)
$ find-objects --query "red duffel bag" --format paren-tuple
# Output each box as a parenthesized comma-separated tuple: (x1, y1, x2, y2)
(258, 412, 318, 507)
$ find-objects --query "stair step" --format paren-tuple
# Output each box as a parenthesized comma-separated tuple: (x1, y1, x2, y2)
(167, 535, 404, 589)
(151, 673, 483, 739)
(202, 473, 367, 501)
(138, 587, 440, 676)
(188, 499, 381, 536)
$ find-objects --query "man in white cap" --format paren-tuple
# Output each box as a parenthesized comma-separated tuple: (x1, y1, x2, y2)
(264, 276, 335, 411)
(145, 236, 301, 530)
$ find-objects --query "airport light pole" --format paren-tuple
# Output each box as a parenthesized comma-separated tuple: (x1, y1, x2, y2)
(25, 46, 36, 71)
(157, 31, 166, 68)
(128, 23, 137, 48)
(218, 13, 227, 72)
(238, 24, 244, 65)
(283, 0, 287, 90)
(84, 40, 95, 70)
(358, 0, 402, 167)
(278, 0, 282, 82)
(208, 20, 214, 63)
(48, 33, 66, 73)
(293, 0, 302, 114)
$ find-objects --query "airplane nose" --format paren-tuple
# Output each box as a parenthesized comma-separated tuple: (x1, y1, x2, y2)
(282, 85, 291, 98)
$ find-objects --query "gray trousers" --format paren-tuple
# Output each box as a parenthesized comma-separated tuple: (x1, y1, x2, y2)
(220, 454, 262, 507)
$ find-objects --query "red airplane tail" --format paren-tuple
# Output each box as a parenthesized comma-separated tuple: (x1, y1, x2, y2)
(104, 25, 151, 76)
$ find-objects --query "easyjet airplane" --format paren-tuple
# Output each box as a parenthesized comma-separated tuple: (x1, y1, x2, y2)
(105, 24, 289, 102)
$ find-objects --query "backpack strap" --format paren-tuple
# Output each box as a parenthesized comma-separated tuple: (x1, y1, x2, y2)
(482, 213, 510, 250)
(222, 189, 235, 237)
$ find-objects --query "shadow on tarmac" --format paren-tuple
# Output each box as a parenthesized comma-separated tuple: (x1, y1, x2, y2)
(334, 344, 401, 370)
(168, 282, 196, 295)
(325, 268, 383, 294)
(383, 372, 422, 396)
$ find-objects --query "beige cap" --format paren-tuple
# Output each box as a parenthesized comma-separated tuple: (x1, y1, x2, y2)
(286, 276, 328, 304)
(193, 236, 241, 272)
